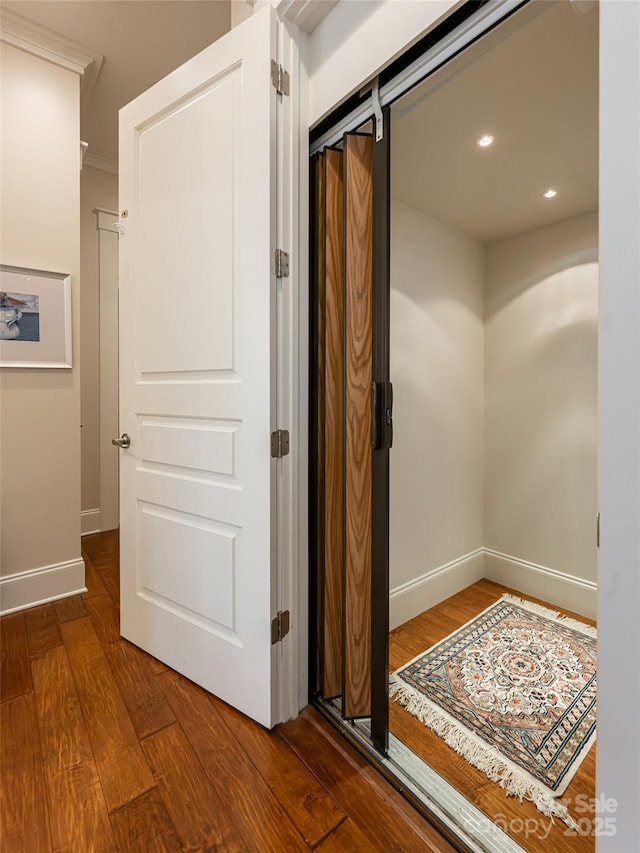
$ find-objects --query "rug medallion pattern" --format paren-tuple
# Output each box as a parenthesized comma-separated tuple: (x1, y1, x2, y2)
(391, 596, 596, 797)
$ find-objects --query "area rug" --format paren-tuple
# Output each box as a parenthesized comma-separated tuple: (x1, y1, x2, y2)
(390, 594, 597, 827)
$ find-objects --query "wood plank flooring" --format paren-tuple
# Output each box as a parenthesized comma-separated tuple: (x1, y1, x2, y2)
(390, 580, 597, 853)
(1, 531, 454, 853)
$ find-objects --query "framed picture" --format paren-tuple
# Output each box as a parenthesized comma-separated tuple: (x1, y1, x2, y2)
(0, 265, 72, 368)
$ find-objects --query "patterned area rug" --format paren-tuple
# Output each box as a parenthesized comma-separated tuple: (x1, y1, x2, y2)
(390, 594, 597, 827)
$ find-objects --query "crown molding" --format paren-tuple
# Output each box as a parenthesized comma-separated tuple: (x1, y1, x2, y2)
(0, 9, 103, 108)
(83, 151, 118, 176)
(276, 0, 338, 34)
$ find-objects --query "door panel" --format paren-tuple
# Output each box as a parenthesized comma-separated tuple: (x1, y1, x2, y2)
(138, 504, 236, 630)
(119, 8, 278, 728)
(137, 77, 235, 374)
(323, 148, 345, 699)
(343, 133, 374, 718)
(311, 135, 376, 719)
(313, 153, 326, 695)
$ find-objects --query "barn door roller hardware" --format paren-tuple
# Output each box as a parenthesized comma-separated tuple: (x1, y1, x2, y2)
(358, 77, 384, 142)
(371, 78, 384, 142)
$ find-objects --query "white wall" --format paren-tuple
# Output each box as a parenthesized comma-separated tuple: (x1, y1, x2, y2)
(598, 1, 640, 847)
(80, 165, 118, 530)
(0, 44, 84, 612)
(389, 206, 599, 625)
(389, 200, 485, 627)
(484, 212, 598, 616)
(307, 0, 457, 125)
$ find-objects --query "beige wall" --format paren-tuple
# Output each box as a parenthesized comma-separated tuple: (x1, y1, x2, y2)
(389, 206, 598, 622)
(231, 0, 253, 29)
(484, 212, 598, 587)
(0, 45, 83, 604)
(80, 166, 118, 517)
(389, 200, 485, 594)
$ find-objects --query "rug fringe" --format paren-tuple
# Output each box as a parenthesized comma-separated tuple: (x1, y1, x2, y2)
(389, 674, 581, 831)
(500, 593, 597, 639)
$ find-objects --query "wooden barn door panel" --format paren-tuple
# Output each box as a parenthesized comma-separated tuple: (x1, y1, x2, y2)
(313, 135, 375, 718)
(343, 133, 374, 718)
(323, 149, 345, 699)
(313, 153, 326, 695)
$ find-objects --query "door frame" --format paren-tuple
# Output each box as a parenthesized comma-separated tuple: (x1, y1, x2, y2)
(306, 1, 598, 850)
(369, 107, 391, 754)
(96, 208, 119, 534)
(303, 0, 640, 848)
(277, 15, 309, 722)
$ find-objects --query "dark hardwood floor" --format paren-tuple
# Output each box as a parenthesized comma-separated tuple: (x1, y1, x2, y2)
(390, 580, 597, 853)
(1, 531, 455, 853)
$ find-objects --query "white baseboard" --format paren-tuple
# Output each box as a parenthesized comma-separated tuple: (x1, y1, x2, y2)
(484, 549, 597, 620)
(390, 549, 485, 630)
(0, 558, 86, 616)
(390, 547, 598, 628)
(81, 508, 101, 536)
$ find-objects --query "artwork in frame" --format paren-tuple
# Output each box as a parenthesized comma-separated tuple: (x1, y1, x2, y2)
(0, 265, 72, 368)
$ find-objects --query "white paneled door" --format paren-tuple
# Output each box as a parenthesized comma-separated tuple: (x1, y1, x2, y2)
(118, 8, 279, 728)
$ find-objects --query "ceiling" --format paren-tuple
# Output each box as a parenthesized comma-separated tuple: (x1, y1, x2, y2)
(391, 0, 599, 243)
(3, 0, 597, 235)
(1, 1, 232, 164)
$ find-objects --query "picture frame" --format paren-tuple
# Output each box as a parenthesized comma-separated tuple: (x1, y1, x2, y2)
(0, 264, 72, 368)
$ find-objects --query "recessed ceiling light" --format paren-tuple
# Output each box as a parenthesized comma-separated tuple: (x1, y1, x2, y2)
(477, 135, 494, 148)
(543, 189, 557, 199)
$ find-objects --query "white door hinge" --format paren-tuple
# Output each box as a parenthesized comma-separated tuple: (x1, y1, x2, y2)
(271, 610, 290, 644)
(273, 249, 289, 278)
(271, 429, 290, 458)
(270, 60, 290, 96)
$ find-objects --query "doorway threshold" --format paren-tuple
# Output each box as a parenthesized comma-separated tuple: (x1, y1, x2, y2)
(315, 698, 526, 853)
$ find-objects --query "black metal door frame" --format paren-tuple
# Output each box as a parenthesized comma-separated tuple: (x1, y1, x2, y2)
(370, 109, 391, 753)
(307, 5, 537, 849)
(308, 122, 391, 752)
